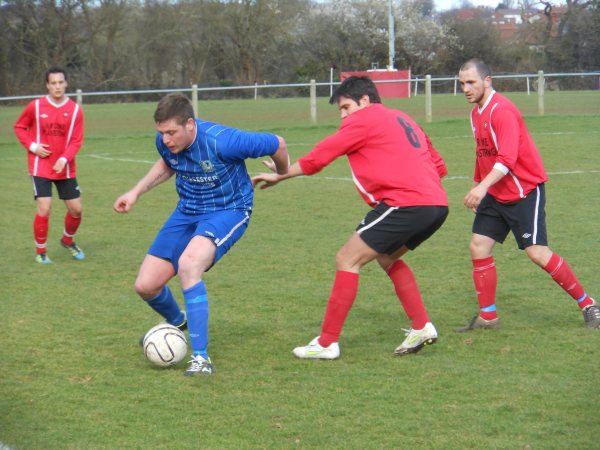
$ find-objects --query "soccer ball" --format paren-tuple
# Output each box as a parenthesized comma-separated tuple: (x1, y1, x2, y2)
(142, 323, 188, 367)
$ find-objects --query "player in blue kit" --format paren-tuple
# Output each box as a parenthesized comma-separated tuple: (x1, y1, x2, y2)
(114, 93, 289, 376)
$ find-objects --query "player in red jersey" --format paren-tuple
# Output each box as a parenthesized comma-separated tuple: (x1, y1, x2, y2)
(252, 76, 449, 359)
(457, 58, 599, 330)
(14, 66, 85, 264)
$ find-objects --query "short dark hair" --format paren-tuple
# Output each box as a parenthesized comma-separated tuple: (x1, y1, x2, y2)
(329, 76, 382, 105)
(154, 93, 195, 125)
(460, 58, 492, 79)
(45, 66, 68, 83)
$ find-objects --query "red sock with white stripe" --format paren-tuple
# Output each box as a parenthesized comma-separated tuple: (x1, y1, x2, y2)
(472, 256, 498, 320)
(543, 253, 593, 309)
(33, 214, 49, 254)
(62, 213, 82, 246)
(318, 270, 359, 348)
(386, 260, 429, 330)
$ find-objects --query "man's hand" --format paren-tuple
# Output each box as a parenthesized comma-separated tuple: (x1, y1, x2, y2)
(252, 160, 302, 190)
(113, 191, 139, 213)
(464, 168, 506, 211)
(32, 143, 52, 158)
(53, 158, 67, 174)
(260, 158, 278, 173)
(251, 172, 282, 189)
(464, 184, 488, 211)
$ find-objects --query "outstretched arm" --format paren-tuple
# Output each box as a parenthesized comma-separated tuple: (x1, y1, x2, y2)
(252, 161, 304, 189)
(113, 159, 174, 213)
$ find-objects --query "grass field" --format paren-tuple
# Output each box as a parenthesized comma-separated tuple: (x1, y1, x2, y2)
(0, 92, 599, 449)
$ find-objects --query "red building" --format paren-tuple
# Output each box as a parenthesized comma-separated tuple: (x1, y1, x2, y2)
(340, 69, 411, 98)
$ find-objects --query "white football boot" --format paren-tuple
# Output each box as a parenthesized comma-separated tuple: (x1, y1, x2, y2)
(184, 354, 215, 376)
(292, 336, 340, 360)
(394, 322, 438, 356)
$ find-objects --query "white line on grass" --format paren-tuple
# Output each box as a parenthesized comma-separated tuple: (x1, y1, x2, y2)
(433, 131, 600, 141)
(89, 154, 156, 164)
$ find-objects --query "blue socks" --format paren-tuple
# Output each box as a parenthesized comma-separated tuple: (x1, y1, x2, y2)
(146, 285, 185, 326)
(183, 281, 210, 360)
(147, 282, 210, 360)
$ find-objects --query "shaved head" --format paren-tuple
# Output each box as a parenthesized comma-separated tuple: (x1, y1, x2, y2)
(460, 58, 492, 80)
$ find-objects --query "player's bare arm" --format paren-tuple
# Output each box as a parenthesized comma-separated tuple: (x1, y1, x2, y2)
(252, 161, 304, 189)
(139, 160, 174, 193)
(113, 159, 174, 213)
(464, 167, 506, 210)
(258, 136, 289, 175)
(271, 136, 290, 174)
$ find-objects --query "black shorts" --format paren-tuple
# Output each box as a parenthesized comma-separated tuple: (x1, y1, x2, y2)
(473, 183, 547, 250)
(32, 177, 81, 200)
(357, 203, 449, 255)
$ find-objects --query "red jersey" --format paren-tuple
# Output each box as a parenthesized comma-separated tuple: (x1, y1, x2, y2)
(14, 96, 84, 180)
(469, 91, 547, 203)
(298, 103, 448, 208)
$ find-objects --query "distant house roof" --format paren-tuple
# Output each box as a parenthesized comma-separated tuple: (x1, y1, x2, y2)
(449, 5, 567, 43)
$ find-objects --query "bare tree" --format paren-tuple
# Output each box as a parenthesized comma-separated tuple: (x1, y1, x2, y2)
(295, 0, 388, 79)
(1, 0, 598, 97)
(79, 0, 132, 89)
(0, 0, 84, 94)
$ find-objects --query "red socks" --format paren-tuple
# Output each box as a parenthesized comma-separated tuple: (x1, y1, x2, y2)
(319, 271, 359, 348)
(62, 213, 82, 245)
(472, 253, 593, 314)
(472, 257, 498, 320)
(543, 253, 593, 309)
(318, 253, 592, 348)
(319, 262, 431, 347)
(33, 214, 49, 254)
(34, 213, 82, 252)
(386, 260, 429, 329)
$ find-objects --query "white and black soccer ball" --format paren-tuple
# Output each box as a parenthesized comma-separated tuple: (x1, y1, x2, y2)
(142, 323, 188, 367)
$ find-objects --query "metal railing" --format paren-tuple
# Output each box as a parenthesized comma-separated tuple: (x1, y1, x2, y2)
(2, 71, 598, 123)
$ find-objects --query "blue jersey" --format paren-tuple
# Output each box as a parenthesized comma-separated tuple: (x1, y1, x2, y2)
(156, 119, 279, 214)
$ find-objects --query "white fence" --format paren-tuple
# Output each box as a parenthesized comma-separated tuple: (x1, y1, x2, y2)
(1, 71, 598, 123)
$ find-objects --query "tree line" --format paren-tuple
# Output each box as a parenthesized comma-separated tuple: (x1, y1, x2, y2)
(1, 0, 598, 97)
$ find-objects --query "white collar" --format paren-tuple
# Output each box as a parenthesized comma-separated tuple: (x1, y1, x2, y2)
(45, 95, 69, 108)
(477, 90, 496, 114)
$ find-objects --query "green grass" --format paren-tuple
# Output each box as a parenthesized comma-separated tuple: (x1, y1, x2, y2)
(0, 92, 599, 449)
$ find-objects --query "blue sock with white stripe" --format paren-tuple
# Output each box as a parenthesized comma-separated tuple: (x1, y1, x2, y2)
(146, 285, 185, 326)
(183, 281, 210, 360)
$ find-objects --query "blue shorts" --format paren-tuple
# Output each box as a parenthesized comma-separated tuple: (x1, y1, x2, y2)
(148, 209, 251, 273)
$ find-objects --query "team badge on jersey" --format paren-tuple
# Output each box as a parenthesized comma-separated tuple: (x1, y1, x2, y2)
(200, 160, 215, 172)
